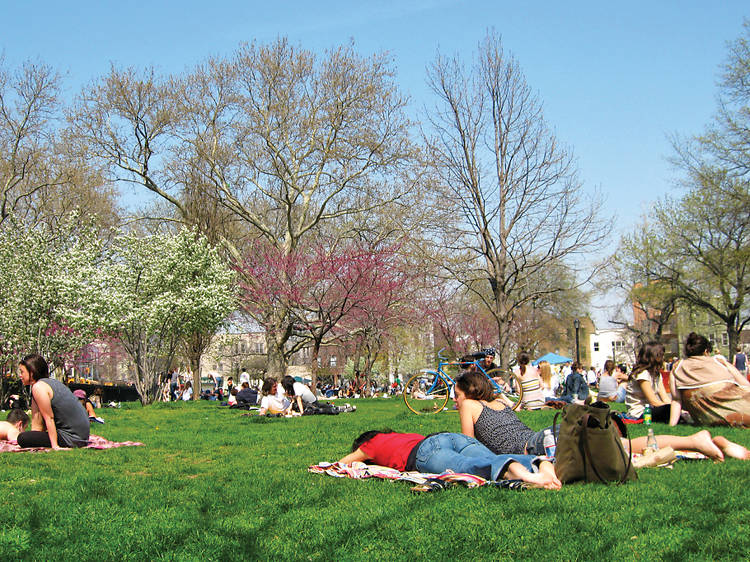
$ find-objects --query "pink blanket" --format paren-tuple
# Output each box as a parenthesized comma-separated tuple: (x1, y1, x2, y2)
(0, 434, 144, 453)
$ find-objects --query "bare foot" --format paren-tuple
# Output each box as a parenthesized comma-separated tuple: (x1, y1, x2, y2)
(693, 430, 724, 461)
(713, 435, 750, 460)
(524, 462, 561, 490)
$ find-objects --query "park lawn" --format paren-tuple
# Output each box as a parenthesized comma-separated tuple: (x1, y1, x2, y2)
(0, 399, 749, 561)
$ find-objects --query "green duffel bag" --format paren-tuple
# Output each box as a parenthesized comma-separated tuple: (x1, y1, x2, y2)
(553, 401, 637, 484)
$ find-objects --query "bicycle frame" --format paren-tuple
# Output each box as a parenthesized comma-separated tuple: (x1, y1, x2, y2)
(403, 348, 523, 415)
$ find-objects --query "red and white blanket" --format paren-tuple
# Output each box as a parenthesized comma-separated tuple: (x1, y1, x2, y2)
(308, 461, 529, 492)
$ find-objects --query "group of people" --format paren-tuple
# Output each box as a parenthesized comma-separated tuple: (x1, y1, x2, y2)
(339, 335, 750, 490)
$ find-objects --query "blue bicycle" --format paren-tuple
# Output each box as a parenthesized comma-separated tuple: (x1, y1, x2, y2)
(402, 348, 524, 414)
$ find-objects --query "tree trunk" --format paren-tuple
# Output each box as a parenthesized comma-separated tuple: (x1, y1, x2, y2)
(309, 339, 322, 395)
(265, 331, 287, 378)
(191, 356, 201, 400)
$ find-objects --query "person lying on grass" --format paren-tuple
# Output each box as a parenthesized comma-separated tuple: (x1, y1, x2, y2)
(0, 409, 30, 441)
(455, 371, 750, 461)
(258, 377, 296, 416)
(16, 354, 90, 449)
(73, 390, 105, 424)
(338, 429, 562, 489)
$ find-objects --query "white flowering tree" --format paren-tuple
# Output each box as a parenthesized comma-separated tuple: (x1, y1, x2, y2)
(94, 229, 235, 405)
(0, 215, 104, 370)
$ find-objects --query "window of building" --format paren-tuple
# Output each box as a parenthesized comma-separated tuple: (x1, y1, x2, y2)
(241, 342, 246, 353)
(614, 341, 625, 351)
(330, 356, 337, 367)
(593, 342, 599, 352)
(721, 332, 729, 347)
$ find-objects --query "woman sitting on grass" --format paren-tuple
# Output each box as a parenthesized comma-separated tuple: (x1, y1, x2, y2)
(258, 378, 294, 416)
(669, 332, 750, 427)
(0, 409, 30, 441)
(516, 352, 545, 410)
(558, 362, 589, 402)
(338, 429, 562, 489)
(538, 361, 559, 400)
(625, 342, 672, 423)
(455, 371, 750, 461)
(16, 354, 90, 449)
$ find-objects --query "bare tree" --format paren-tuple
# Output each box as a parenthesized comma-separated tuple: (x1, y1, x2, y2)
(0, 58, 99, 227)
(69, 39, 419, 376)
(423, 32, 606, 368)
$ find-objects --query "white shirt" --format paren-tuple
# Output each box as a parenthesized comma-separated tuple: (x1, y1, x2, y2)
(293, 382, 317, 404)
(239, 371, 250, 385)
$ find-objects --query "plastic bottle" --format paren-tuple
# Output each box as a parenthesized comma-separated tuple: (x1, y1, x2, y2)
(543, 428, 556, 458)
(643, 404, 652, 425)
(646, 427, 658, 452)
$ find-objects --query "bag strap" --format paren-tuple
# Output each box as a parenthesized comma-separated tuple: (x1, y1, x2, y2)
(611, 412, 634, 482)
(552, 411, 561, 444)
(581, 412, 633, 485)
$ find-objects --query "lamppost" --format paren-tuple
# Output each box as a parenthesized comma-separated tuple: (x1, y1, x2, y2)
(573, 318, 581, 364)
(611, 340, 616, 363)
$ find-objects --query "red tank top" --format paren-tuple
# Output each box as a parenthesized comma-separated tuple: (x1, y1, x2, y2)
(360, 432, 424, 470)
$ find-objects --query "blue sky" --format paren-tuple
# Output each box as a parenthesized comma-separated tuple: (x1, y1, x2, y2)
(2, 1, 747, 236)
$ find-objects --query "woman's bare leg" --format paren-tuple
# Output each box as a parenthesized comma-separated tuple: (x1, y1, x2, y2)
(712, 435, 750, 460)
(502, 460, 561, 490)
(624, 430, 724, 461)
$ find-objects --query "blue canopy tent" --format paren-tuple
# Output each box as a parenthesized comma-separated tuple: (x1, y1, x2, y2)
(532, 352, 572, 366)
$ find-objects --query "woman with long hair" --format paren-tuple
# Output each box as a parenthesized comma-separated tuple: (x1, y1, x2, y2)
(16, 354, 90, 449)
(538, 361, 558, 400)
(515, 352, 545, 410)
(670, 332, 750, 427)
(625, 342, 672, 422)
(455, 370, 749, 461)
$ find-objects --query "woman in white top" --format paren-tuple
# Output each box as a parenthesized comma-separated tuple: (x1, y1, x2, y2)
(181, 381, 193, 401)
(258, 378, 293, 416)
(625, 342, 673, 422)
(538, 361, 559, 400)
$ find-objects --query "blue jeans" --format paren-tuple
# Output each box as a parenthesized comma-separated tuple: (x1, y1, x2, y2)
(414, 433, 536, 481)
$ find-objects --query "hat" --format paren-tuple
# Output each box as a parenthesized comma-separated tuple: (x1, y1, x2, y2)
(482, 348, 496, 357)
(73, 389, 87, 399)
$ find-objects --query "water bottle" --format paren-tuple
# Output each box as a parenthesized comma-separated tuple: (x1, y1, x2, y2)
(643, 404, 652, 425)
(646, 427, 658, 452)
(543, 428, 556, 458)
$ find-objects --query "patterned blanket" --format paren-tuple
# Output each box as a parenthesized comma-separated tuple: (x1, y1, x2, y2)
(0, 434, 144, 453)
(308, 461, 529, 492)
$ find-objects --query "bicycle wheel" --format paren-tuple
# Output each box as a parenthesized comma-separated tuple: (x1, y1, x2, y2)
(485, 369, 524, 411)
(403, 372, 450, 415)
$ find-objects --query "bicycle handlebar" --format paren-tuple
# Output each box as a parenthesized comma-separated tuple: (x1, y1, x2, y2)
(437, 347, 448, 361)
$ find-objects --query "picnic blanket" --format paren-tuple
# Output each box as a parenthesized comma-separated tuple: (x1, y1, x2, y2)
(0, 434, 144, 453)
(308, 461, 530, 492)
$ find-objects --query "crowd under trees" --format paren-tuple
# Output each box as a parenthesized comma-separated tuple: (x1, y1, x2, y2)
(2, 24, 747, 402)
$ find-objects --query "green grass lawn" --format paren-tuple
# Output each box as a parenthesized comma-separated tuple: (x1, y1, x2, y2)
(1, 398, 749, 561)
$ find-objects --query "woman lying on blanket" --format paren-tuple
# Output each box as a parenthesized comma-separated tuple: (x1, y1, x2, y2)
(455, 371, 750, 461)
(0, 409, 30, 441)
(16, 354, 90, 449)
(337, 429, 562, 489)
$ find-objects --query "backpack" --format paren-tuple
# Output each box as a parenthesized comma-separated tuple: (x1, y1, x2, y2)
(553, 401, 637, 484)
